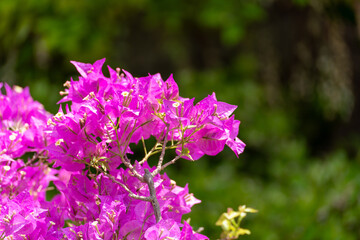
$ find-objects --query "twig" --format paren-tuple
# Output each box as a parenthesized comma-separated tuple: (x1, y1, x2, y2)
(17, 150, 47, 171)
(141, 137, 147, 156)
(152, 125, 169, 176)
(139, 142, 161, 165)
(161, 155, 183, 170)
(97, 166, 150, 201)
(143, 168, 161, 223)
(123, 155, 144, 181)
(97, 165, 161, 222)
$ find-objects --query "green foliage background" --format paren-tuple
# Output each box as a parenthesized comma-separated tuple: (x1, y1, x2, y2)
(1, 0, 360, 239)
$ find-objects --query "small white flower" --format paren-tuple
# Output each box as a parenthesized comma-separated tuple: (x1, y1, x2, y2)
(3, 166, 10, 171)
(172, 102, 180, 108)
(9, 133, 17, 141)
(55, 112, 64, 118)
(13, 86, 23, 93)
(55, 139, 64, 146)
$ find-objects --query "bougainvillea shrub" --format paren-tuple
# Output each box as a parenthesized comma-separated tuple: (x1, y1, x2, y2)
(0, 59, 245, 239)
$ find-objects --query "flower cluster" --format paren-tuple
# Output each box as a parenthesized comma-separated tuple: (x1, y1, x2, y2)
(0, 59, 245, 239)
(0, 83, 51, 158)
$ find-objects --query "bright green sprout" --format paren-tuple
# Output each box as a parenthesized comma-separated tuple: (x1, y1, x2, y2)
(216, 205, 257, 240)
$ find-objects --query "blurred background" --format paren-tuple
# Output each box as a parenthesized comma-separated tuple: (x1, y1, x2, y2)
(1, 0, 360, 239)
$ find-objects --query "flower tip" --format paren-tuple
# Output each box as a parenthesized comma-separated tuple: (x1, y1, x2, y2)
(13, 85, 23, 93)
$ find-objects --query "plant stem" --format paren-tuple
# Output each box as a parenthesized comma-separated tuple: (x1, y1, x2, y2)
(97, 166, 150, 201)
(144, 168, 161, 223)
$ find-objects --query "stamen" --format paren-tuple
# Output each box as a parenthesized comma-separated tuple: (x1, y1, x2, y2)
(63, 81, 71, 88)
(55, 139, 64, 146)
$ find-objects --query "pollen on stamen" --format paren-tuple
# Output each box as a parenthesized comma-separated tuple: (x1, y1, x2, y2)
(59, 91, 68, 96)
(212, 103, 218, 115)
(55, 139, 64, 146)
(77, 231, 84, 238)
(83, 92, 96, 100)
(19, 123, 29, 133)
(159, 229, 164, 237)
(55, 112, 64, 118)
(185, 193, 193, 202)
(47, 118, 55, 126)
(95, 196, 101, 206)
(63, 81, 71, 88)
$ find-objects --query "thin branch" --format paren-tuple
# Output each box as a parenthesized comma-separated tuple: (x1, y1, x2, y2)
(141, 137, 147, 156)
(143, 168, 161, 223)
(122, 155, 144, 181)
(161, 155, 183, 170)
(97, 165, 161, 222)
(153, 125, 169, 176)
(96, 166, 151, 201)
(106, 148, 143, 181)
(139, 142, 161, 165)
(17, 150, 47, 171)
